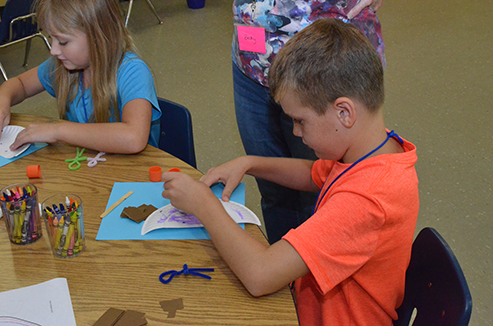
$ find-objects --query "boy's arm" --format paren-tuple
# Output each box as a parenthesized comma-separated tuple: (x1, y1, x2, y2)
(10, 98, 153, 154)
(162, 172, 310, 296)
(202, 156, 319, 201)
(0, 67, 45, 133)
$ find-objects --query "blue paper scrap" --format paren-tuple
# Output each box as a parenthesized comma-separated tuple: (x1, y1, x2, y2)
(96, 182, 246, 240)
(0, 143, 48, 168)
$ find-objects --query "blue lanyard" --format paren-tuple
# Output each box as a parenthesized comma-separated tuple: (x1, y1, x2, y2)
(80, 74, 89, 122)
(312, 130, 403, 214)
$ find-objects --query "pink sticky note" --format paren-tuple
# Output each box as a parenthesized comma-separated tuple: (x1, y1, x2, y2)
(237, 25, 266, 54)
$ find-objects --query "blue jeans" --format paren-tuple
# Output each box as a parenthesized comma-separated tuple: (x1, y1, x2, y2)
(233, 63, 318, 244)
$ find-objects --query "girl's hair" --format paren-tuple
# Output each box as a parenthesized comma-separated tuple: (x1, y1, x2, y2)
(269, 18, 384, 115)
(35, 0, 134, 122)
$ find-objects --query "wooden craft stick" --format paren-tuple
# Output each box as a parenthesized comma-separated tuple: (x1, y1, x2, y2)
(100, 191, 134, 218)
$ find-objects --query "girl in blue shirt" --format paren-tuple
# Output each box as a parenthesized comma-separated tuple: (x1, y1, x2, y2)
(0, 0, 161, 153)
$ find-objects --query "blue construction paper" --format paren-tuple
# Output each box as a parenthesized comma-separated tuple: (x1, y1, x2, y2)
(0, 143, 48, 168)
(96, 182, 245, 240)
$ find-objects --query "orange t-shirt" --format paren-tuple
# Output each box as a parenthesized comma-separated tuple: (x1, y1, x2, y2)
(283, 137, 419, 326)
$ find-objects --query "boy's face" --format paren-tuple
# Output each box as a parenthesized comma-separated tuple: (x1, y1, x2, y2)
(280, 92, 345, 161)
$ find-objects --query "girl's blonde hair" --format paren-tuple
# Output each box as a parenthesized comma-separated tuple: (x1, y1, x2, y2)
(35, 0, 134, 122)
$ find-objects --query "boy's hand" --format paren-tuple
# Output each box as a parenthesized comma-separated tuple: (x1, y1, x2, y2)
(347, 0, 384, 19)
(162, 172, 218, 216)
(200, 157, 251, 202)
(10, 123, 58, 151)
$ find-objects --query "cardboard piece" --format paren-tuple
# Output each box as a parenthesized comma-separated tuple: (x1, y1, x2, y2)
(160, 298, 184, 318)
(93, 308, 147, 326)
(114, 310, 147, 326)
(120, 204, 157, 223)
(93, 308, 125, 326)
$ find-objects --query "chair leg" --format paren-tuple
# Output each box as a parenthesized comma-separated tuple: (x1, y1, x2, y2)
(144, 0, 163, 24)
(0, 61, 8, 81)
(23, 39, 32, 67)
(40, 34, 52, 50)
(125, 0, 134, 27)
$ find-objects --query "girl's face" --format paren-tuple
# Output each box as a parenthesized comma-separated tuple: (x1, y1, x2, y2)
(49, 29, 90, 72)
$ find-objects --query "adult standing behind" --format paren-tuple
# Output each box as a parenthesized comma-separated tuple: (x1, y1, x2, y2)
(232, 0, 386, 243)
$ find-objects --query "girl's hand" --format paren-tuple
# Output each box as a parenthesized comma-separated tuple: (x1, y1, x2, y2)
(162, 172, 218, 216)
(347, 0, 384, 19)
(200, 157, 251, 202)
(10, 123, 59, 150)
(0, 108, 10, 136)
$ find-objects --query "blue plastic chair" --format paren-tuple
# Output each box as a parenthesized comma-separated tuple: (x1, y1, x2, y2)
(0, 0, 51, 80)
(394, 227, 473, 326)
(158, 97, 197, 168)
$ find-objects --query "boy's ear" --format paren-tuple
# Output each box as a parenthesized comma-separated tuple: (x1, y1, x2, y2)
(334, 97, 356, 128)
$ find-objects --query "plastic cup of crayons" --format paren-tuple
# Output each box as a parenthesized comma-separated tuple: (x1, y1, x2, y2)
(0, 183, 42, 245)
(41, 194, 85, 258)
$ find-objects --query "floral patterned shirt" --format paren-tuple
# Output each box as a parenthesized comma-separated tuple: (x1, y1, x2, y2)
(232, 0, 385, 86)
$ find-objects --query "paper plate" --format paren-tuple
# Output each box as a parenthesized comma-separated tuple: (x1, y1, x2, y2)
(141, 200, 261, 235)
(0, 125, 31, 159)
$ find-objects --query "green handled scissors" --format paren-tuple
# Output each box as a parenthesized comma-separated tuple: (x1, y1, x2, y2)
(65, 147, 87, 170)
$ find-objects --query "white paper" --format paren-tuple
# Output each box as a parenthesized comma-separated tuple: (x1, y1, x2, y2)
(0, 125, 30, 159)
(0, 278, 77, 326)
(141, 200, 261, 235)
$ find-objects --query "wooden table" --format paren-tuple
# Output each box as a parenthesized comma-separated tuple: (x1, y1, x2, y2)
(0, 114, 298, 325)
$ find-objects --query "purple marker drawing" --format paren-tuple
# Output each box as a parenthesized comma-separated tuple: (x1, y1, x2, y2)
(157, 216, 168, 224)
(231, 208, 244, 220)
(158, 208, 202, 226)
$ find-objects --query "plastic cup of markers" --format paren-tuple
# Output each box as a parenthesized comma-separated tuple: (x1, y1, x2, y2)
(41, 194, 85, 258)
(0, 183, 42, 245)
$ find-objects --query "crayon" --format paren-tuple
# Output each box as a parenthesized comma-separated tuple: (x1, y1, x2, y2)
(57, 211, 71, 256)
(68, 230, 75, 256)
(13, 204, 22, 243)
(31, 197, 38, 240)
(62, 216, 75, 257)
(21, 201, 30, 244)
(54, 215, 64, 250)
(77, 206, 84, 252)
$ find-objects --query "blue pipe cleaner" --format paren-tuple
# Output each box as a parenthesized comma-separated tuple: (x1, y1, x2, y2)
(159, 264, 214, 284)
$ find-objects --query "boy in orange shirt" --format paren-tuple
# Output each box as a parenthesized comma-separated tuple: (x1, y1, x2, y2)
(161, 18, 419, 326)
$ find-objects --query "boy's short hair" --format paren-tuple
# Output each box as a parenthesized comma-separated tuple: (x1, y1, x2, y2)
(269, 18, 384, 115)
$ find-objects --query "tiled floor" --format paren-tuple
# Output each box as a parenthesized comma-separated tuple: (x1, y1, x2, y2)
(1, 0, 491, 325)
